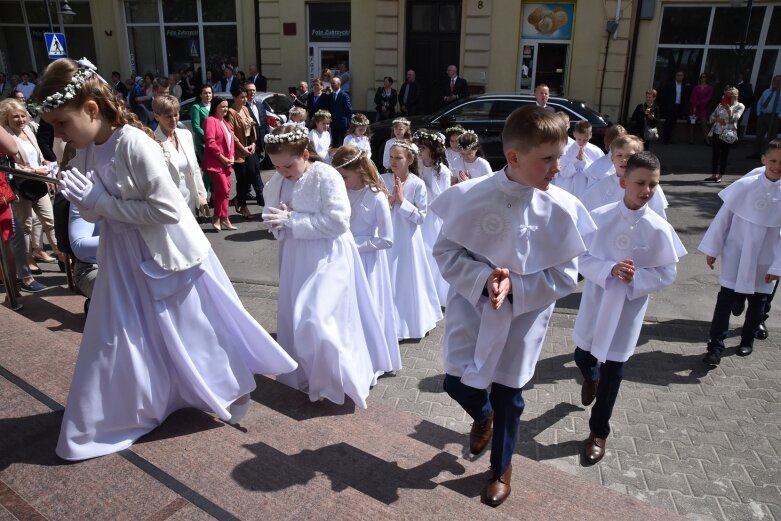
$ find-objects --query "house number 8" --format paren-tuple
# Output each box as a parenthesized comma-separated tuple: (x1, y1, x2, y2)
(477, 1, 484, 8)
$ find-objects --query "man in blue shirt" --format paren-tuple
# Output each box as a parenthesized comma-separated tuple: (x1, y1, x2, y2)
(751, 75, 781, 158)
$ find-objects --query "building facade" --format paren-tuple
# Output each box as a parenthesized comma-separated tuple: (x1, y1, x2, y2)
(1, 0, 779, 130)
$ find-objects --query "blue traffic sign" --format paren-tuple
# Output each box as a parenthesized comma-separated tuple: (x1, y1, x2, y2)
(44, 33, 67, 59)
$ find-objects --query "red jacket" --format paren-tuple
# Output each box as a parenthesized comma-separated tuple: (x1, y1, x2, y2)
(202, 116, 234, 174)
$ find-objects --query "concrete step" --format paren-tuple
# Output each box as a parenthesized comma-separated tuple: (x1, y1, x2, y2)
(0, 298, 684, 520)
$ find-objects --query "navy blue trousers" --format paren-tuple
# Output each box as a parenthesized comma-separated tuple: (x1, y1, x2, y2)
(443, 374, 524, 475)
(708, 286, 769, 353)
(574, 347, 624, 439)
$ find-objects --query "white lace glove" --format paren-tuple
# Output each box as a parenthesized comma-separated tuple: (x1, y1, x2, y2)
(61, 168, 105, 210)
(262, 205, 293, 229)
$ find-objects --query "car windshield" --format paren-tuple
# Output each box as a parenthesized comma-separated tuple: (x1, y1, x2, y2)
(264, 94, 293, 114)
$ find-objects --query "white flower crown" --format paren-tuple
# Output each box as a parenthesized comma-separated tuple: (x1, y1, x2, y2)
(458, 130, 480, 150)
(264, 127, 309, 144)
(332, 150, 365, 169)
(350, 114, 369, 125)
(445, 125, 466, 135)
(413, 129, 445, 145)
(392, 118, 411, 126)
(29, 58, 103, 113)
(314, 109, 332, 119)
(391, 140, 419, 154)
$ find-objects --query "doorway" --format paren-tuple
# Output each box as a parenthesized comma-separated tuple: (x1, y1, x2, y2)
(405, 0, 462, 114)
(309, 45, 350, 85)
(519, 42, 569, 95)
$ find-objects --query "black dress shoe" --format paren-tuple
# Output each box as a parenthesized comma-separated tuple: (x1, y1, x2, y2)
(469, 412, 494, 455)
(581, 379, 598, 406)
(755, 322, 768, 340)
(732, 297, 745, 317)
(583, 433, 606, 464)
(482, 464, 512, 507)
(736, 344, 753, 357)
(702, 350, 721, 366)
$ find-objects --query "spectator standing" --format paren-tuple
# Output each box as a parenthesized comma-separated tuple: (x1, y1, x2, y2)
(305, 79, 331, 120)
(329, 77, 351, 147)
(398, 70, 420, 116)
(226, 85, 257, 218)
(336, 62, 351, 96)
(705, 87, 744, 183)
(751, 75, 781, 158)
(218, 65, 240, 94)
(0, 73, 10, 98)
(374, 76, 398, 122)
(534, 84, 555, 112)
(737, 69, 754, 139)
(629, 89, 660, 151)
(15, 73, 35, 100)
(243, 81, 265, 206)
(202, 96, 236, 231)
(290, 81, 310, 108)
(247, 65, 267, 92)
(190, 84, 212, 164)
(441, 65, 468, 106)
(659, 70, 692, 144)
(689, 72, 714, 144)
(111, 71, 128, 101)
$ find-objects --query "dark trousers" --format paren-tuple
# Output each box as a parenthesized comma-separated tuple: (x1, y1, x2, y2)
(734, 279, 777, 323)
(331, 126, 346, 148)
(233, 161, 250, 207)
(443, 374, 524, 475)
(662, 103, 684, 143)
(753, 114, 780, 155)
(246, 153, 264, 205)
(711, 136, 733, 176)
(574, 347, 624, 439)
(708, 286, 769, 352)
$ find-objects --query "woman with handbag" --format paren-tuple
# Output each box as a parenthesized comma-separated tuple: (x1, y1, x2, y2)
(0, 98, 63, 270)
(374, 77, 398, 123)
(629, 89, 660, 151)
(705, 87, 744, 183)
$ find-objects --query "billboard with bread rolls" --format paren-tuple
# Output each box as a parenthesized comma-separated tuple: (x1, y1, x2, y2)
(522, 3, 575, 40)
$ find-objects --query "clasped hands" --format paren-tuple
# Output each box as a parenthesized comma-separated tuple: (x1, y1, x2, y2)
(60, 167, 106, 210)
(387, 176, 405, 206)
(485, 267, 512, 310)
(612, 259, 635, 283)
(262, 203, 292, 229)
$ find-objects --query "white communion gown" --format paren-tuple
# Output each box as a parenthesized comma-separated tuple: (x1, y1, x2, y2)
(419, 163, 453, 304)
(347, 186, 402, 375)
(264, 162, 386, 408)
(57, 128, 297, 461)
(381, 173, 443, 338)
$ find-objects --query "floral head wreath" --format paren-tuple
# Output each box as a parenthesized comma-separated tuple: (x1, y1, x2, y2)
(264, 126, 309, 144)
(392, 118, 411, 126)
(351, 113, 369, 126)
(413, 129, 446, 146)
(391, 140, 419, 155)
(457, 130, 480, 151)
(29, 58, 105, 113)
(314, 109, 332, 119)
(444, 125, 466, 135)
(332, 149, 365, 169)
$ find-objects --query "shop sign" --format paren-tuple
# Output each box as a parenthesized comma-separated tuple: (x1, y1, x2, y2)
(308, 3, 351, 42)
(521, 3, 575, 40)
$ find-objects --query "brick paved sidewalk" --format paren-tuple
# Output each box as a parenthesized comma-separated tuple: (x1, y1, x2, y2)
(236, 282, 781, 521)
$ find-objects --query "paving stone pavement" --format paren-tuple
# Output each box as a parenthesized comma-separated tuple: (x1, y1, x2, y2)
(234, 281, 781, 521)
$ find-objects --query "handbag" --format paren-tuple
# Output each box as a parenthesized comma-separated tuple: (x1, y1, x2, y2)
(16, 177, 50, 201)
(719, 127, 738, 144)
(0, 173, 16, 209)
(644, 124, 659, 142)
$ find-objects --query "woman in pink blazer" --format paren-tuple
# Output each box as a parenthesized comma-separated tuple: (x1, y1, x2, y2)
(203, 96, 236, 230)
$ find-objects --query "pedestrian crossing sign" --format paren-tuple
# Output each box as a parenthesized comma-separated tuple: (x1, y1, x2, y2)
(45, 33, 67, 59)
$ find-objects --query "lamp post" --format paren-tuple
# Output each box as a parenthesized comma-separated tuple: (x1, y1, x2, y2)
(44, 0, 77, 33)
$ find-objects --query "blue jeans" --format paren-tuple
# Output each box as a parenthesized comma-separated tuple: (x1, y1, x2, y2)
(574, 347, 624, 439)
(443, 374, 524, 475)
(708, 286, 768, 353)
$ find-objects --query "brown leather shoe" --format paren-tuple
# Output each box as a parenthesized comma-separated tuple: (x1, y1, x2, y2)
(583, 433, 606, 464)
(581, 379, 598, 406)
(482, 464, 512, 507)
(469, 412, 494, 455)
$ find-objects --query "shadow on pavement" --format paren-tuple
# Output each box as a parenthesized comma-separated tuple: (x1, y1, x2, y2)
(232, 441, 465, 504)
(252, 375, 357, 421)
(0, 410, 66, 470)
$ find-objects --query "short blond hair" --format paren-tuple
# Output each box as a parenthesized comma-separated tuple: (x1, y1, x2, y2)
(610, 134, 644, 153)
(502, 105, 567, 153)
(152, 94, 180, 115)
(0, 98, 27, 127)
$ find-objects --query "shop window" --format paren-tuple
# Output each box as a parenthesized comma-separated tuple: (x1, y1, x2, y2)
(658, 7, 710, 45)
(0, 26, 29, 74)
(439, 4, 459, 32)
(65, 26, 98, 65)
(24, 1, 48, 25)
(0, 0, 23, 23)
(709, 6, 765, 46)
(203, 25, 237, 75)
(653, 48, 703, 91)
(767, 8, 781, 46)
(129, 26, 163, 76)
(163, 0, 197, 24)
(165, 26, 199, 75)
(202, 1, 235, 23)
(410, 4, 434, 32)
(125, 0, 159, 24)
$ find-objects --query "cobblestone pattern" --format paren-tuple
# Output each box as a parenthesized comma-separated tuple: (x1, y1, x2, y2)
(234, 282, 781, 521)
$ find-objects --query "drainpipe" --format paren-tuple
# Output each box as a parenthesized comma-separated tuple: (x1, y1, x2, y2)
(255, 0, 261, 71)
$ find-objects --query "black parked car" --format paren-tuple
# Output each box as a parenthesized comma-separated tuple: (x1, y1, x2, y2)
(369, 93, 612, 170)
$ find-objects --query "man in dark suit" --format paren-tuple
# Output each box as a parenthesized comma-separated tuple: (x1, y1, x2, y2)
(328, 77, 351, 147)
(243, 81, 267, 204)
(247, 64, 267, 92)
(218, 65, 240, 94)
(111, 71, 128, 102)
(659, 70, 692, 144)
(441, 64, 468, 106)
(399, 69, 420, 116)
(291, 81, 310, 108)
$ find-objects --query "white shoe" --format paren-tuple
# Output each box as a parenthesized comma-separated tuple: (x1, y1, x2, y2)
(227, 400, 250, 425)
